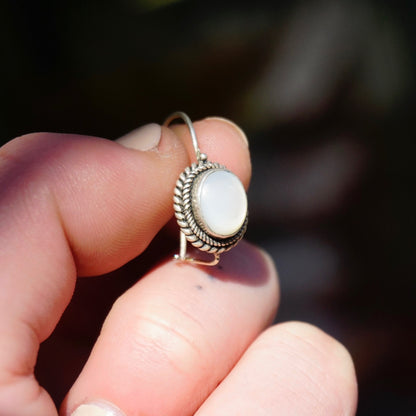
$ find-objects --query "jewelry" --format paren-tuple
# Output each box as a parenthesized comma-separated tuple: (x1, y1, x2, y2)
(164, 112, 248, 266)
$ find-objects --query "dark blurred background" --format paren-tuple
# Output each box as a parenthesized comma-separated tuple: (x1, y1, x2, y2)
(1, 0, 415, 414)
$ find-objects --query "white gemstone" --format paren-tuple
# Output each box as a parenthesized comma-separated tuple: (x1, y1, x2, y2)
(193, 169, 247, 238)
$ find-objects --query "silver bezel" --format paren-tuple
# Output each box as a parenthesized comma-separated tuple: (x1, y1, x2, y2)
(173, 161, 248, 254)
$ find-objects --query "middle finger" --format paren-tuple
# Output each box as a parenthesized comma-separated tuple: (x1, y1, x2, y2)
(64, 241, 278, 416)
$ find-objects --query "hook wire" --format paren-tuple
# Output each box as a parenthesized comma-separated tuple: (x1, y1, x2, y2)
(164, 111, 206, 162)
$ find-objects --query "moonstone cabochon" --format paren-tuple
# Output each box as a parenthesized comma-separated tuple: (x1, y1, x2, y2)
(192, 169, 248, 239)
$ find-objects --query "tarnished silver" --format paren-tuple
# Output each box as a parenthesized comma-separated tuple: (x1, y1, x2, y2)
(164, 111, 248, 266)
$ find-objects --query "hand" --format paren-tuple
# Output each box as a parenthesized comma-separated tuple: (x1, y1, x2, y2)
(0, 118, 357, 415)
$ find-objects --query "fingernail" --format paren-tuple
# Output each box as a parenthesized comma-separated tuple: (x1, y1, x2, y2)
(116, 123, 162, 151)
(70, 401, 125, 416)
(204, 116, 249, 147)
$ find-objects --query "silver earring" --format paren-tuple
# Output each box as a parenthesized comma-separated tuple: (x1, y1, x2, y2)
(164, 111, 248, 266)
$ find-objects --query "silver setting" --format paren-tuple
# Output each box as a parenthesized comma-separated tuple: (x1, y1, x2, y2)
(164, 111, 248, 266)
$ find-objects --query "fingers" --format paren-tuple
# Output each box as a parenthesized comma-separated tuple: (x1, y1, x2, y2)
(195, 321, 358, 416)
(0, 118, 250, 415)
(63, 241, 279, 416)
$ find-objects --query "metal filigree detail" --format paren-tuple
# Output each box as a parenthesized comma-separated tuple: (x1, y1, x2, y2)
(173, 161, 248, 254)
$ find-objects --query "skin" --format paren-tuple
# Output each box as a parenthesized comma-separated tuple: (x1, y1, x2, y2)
(0, 118, 357, 415)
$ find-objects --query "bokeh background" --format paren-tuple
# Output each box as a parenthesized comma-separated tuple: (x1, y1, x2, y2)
(1, 0, 415, 414)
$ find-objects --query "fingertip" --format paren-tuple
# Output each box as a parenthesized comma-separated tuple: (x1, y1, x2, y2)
(195, 117, 251, 189)
(216, 241, 280, 324)
(277, 321, 357, 382)
(167, 116, 252, 189)
(196, 321, 357, 416)
(270, 321, 358, 415)
(116, 123, 162, 151)
(209, 241, 279, 302)
(203, 116, 249, 148)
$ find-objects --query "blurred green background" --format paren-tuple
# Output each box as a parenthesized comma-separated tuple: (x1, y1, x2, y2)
(1, 0, 415, 414)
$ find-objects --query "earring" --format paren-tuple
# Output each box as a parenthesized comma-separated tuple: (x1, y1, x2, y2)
(164, 112, 248, 266)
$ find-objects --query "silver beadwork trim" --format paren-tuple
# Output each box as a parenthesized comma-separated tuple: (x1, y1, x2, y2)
(173, 161, 248, 254)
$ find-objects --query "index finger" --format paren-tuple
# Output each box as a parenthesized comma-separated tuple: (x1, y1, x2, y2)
(0, 117, 250, 415)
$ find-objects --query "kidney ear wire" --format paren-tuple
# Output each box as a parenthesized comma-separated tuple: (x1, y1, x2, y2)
(164, 112, 248, 267)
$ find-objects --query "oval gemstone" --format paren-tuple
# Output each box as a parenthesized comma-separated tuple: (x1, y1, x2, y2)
(193, 169, 247, 238)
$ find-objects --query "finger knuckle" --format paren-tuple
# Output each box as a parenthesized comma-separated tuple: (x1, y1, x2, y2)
(109, 294, 209, 377)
